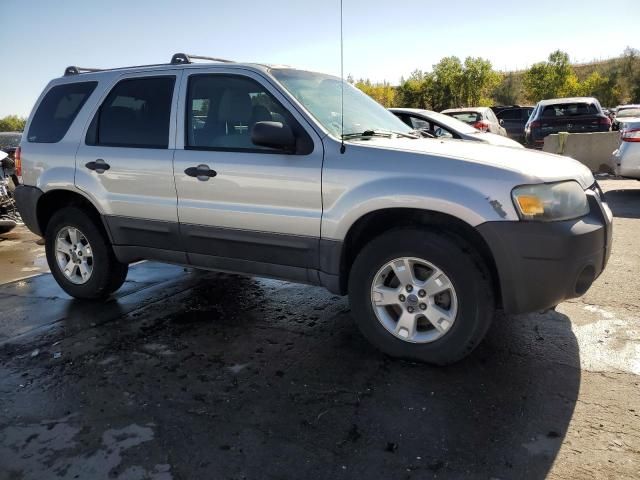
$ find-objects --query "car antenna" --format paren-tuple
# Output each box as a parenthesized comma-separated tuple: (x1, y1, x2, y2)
(339, 0, 346, 154)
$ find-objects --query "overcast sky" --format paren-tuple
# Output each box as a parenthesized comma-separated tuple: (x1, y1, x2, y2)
(1, 0, 637, 117)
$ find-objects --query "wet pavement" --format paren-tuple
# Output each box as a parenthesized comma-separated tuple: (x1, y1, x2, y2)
(0, 227, 46, 284)
(0, 179, 639, 479)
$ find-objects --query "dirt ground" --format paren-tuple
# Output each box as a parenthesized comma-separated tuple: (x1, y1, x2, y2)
(0, 178, 638, 479)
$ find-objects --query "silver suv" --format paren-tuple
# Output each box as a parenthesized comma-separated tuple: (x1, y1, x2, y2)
(14, 53, 613, 364)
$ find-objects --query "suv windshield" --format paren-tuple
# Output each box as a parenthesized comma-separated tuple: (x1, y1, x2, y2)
(270, 69, 413, 138)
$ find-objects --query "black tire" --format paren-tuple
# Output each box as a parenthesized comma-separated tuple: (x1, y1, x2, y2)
(348, 228, 494, 365)
(45, 207, 128, 299)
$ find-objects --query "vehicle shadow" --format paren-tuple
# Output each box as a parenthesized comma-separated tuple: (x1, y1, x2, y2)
(0, 275, 581, 480)
(605, 187, 640, 219)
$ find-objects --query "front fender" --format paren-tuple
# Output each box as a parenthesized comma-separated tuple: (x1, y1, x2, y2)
(321, 176, 518, 241)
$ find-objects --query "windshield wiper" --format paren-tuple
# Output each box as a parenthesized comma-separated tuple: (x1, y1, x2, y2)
(341, 129, 419, 140)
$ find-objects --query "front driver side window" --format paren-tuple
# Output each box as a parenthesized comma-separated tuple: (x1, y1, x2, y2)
(186, 74, 293, 152)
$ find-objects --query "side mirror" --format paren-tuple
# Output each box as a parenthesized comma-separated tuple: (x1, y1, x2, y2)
(252, 121, 296, 151)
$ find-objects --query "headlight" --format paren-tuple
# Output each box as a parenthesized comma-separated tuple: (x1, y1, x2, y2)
(512, 181, 589, 222)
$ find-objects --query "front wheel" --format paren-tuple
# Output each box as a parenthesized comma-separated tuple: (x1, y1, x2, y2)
(348, 228, 495, 365)
(45, 207, 128, 299)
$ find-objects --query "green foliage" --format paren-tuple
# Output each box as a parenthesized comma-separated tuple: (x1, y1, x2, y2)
(461, 57, 501, 107)
(354, 79, 397, 107)
(492, 73, 522, 105)
(523, 50, 581, 100)
(396, 70, 432, 109)
(352, 49, 640, 110)
(429, 56, 464, 111)
(0, 115, 26, 132)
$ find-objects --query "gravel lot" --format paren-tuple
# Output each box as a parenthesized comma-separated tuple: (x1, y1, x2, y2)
(0, 178, 638, 479)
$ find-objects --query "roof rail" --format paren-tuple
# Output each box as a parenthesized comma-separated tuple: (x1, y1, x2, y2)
(64, 66, 103, 76)
(170, 53, 235, 65)
(63, 53, 235, 77)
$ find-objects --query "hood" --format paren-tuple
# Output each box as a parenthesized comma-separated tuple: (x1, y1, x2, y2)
(348, 137, 595, 188)
(469, 132, 524, 148)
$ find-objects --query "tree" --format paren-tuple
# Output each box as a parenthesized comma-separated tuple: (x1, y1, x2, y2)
(461, 57, 500, 106)
(493, 73, 521, 105)
(523, 50, 580, 100)
(396, 70, 432, 109)
(0, 115, 26, 132)
(579, 71, 621, 106)
(354, 79, 397, 107)
(430, 56, 464, 111)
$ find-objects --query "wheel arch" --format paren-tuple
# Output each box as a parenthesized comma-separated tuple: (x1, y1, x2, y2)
(333, 208, 501, 307)
(36, 188, 110, 240)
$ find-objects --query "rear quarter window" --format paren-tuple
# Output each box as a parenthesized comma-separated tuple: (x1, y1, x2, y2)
(27, 82, 97, 143)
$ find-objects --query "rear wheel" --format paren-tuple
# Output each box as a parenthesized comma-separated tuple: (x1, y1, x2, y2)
(45, 207, 128, 299)
(348, 228, 494, 365)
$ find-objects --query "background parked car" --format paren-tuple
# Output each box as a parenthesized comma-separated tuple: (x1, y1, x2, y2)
(390, 108, 523, 148)
(441, 107, 507, 136)
(612, 104, 640, 131)
(612, 118, 640, 179)
(0, 132, 22, 162)
(493, 106, 534, 143)
(524, 97, 611, 148)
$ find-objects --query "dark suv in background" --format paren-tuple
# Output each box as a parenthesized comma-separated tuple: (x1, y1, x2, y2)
(492, 106, 534, 143)
(524, 97, 611, 148)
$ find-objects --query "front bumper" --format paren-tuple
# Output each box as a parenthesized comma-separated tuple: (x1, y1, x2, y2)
(477, 189, 612, 314)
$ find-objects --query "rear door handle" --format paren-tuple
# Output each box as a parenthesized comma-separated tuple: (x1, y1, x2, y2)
(185, 164, 217, 181)
(86, 159, 110, 174)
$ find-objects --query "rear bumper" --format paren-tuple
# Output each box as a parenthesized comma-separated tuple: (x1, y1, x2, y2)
(13, 184, 43, 236)
(613, 143, 640, 179)
(477, 192, 612, 314)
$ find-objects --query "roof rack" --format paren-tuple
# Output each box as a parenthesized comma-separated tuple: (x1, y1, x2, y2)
(63, 53, 235, 77)
(64, 66, 103, 76)
(170, 53, 235, 65)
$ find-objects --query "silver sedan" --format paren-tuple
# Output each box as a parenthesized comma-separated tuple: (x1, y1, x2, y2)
(390, 108, 523, 148)
(613, 118, 640, 179)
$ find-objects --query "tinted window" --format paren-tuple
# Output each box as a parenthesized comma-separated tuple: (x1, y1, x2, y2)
(88, 77, 174, 149)
(186, 74, 294, 151)
(541, 103, 599, 118)
(28, 82, 97, 143)
(497, 109, 520, 120)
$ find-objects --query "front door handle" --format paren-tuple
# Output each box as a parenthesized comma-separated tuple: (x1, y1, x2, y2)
(86, 159, 110, 174)
(185, 164, 217, 181)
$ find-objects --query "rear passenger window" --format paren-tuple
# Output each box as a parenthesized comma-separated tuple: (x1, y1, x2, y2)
(86, 77, 175, 149)
(28, 82, 97, 143)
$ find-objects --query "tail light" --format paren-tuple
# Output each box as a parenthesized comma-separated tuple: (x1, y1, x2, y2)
(599, 117, 612, 127)
(529, 120, 541, 129)
(15, 146, 22, 177)
(621, 128, 640, 142)
(473, 121, 489, 132)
